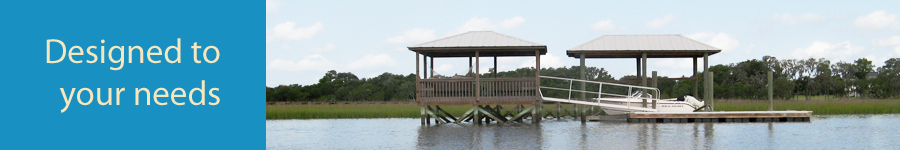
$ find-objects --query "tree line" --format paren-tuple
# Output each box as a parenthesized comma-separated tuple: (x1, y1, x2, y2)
(266, 56, 900, 102)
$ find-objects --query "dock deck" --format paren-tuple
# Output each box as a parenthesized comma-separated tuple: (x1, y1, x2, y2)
(588, 111, 812, 123)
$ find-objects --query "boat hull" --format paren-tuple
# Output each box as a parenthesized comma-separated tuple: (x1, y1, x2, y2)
(596, 98, 697, 115)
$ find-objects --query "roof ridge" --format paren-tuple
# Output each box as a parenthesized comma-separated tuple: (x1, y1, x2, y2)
(569, 35, 608, 50)
(486, 31, 543, 46)
(676, 34, 721, 50)
(410, 31, 474, 47)
(568, 34, 722, 50)
(409, 31, 545, 48)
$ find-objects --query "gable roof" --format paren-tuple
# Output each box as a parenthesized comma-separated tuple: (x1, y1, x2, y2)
(567, 34, 722, 58)
(409, 31, 547, 57)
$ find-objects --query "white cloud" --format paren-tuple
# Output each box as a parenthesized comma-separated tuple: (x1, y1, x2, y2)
(386, 28, 436, 44)
(874, 36, 900, 56)
(455, 16, 526, 33)
(268, 54, 333, 71)
(774, 13, 824, 25)
(591, 20, 616, 31)
(349, 54, 396, 70)
(311, 43, 335, 52)
(686, 32, 740, 51)
(646, 14, 675, 29)
(854, 10, 898, 29)
(873, 36, 900, 46)
(790, 41, 864, 61)
(519, 53, 564, 68)
(432, 64, 454, 75)
(500, 16, 525, 28)
(271, 21, 323, 40)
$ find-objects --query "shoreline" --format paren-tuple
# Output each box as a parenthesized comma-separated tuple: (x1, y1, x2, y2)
(267, 99, 900, 119)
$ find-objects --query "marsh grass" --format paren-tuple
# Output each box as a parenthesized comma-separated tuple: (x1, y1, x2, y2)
(267, 99, 900, 119)
(267, 104, 475, 119)
(715, 99, 900, 114)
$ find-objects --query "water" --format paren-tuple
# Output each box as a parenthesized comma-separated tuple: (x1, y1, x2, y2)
(267, 114, 900, 149)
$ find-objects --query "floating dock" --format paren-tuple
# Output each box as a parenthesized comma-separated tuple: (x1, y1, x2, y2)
(588, 111, 812, 123)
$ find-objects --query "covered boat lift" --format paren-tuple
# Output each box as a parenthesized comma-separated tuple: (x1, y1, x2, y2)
(566, 34, 722, 111)
(409, 31, 547, 125)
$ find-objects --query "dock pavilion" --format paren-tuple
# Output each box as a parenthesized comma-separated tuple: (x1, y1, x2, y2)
(566, 34, 721, 110)
(409, 31, 547, 125)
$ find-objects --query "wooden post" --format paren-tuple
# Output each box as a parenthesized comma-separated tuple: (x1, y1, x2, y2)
(710, 72, 715, 111)
(420, 105, 426, 125)
(423, 55, 428, 79)
(476, 51, 480, 105)
(706, 72, 714, 111)
(416, 52, 423, 125)
(768, 70, 774, 111)
(636, 58, 641, 82)
(642, 52, 647, 108)
(474, 106, 481, 124)
(579, 54, 586, 123)
(652, 71, 657, 109)
(493, 56, 498, 78)
(703, 52, 709, 109)
(469, 57, 473, 75)
(533, 50, 541, 124)
(693, 57, 698, 97)
(428, 56, 434, 79)
(425, 105, 431, 125)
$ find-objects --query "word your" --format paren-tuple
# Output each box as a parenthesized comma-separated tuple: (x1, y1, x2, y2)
(59, 80, 220, 113)
(46, 38, 220, 70)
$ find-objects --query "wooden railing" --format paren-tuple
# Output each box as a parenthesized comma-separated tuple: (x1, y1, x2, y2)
(417, 77, 539, 105)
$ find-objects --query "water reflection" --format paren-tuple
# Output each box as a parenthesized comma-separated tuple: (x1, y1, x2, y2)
(416, 124, 543, 149)
(267, 115, 900, 150)
(414, 121, 726, 150)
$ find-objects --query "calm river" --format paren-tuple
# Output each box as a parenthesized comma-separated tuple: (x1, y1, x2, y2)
(267, 114, 900, 149)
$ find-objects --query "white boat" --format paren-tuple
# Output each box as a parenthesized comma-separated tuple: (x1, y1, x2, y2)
(594, 95, 705, 115)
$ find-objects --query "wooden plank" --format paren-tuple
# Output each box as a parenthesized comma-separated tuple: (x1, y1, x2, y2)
(478, 106, 507, 123)
(508, 107, 534, 122)
(628, 111, 812, 119)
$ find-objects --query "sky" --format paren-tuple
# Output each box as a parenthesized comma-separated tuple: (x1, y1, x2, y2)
(266, 0, 900, 87)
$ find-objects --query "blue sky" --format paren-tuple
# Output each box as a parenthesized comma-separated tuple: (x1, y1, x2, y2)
(266, 0, 900, 87)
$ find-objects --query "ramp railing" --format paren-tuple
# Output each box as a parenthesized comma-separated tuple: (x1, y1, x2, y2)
(539, 76, 661, 111)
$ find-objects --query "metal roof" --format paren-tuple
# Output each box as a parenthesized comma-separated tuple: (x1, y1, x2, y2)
(409, 31, 547, 57)
(567, 34, 721, 58)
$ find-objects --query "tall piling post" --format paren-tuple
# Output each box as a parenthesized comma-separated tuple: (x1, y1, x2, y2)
(580, 53, 586, 123)
(693, 57, 698, 97)
(652, 71, 658, 109)
(416, 52, 423, 125)
(642, 53, 648, 108)
(768, 70, 774, 111)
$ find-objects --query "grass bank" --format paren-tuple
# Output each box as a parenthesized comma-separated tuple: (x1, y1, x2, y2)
(267, 99, 900, 119)
(715, 99, 900, 114)
(266, 104, 473, 119)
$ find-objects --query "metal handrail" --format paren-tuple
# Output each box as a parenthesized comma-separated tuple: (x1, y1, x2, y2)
(539, 75, 661, 110)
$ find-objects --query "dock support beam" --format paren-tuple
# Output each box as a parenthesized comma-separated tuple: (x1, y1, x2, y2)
(416, 52, 422, 125)
(636, 58, 641, 82)
(652, 71, 657, 109)
(768, 70, 774, 111)
(642, 52, 647, 108)
(706, 72, 714, 111)
(580, 54, 586, 123)
(703, 52, 710, 111)
(533, 50, 542, 124)
(423, 56, 428, 79)
(428, 57, 434, 79)
(475, 51, 480, 104)
(493, 56, 498, 78)
(693, 57, 698, 97)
